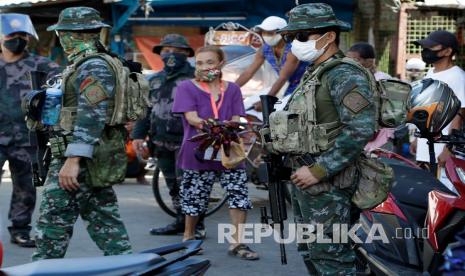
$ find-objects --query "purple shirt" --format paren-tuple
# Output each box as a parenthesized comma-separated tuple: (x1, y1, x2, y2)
(172, 80, 246, 170)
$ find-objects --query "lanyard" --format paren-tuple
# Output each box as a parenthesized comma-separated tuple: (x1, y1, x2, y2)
(199, 81, 225, 119)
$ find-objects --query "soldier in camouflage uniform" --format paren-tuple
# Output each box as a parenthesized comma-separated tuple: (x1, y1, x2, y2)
(0, 13, 60, 247)
(273, 3, 377, 275)
(132, 34, 207, 237)
(32, 7, 132, 260)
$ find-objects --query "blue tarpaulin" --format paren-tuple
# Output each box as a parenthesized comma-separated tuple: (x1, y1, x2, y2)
(128, 0, 354, 29)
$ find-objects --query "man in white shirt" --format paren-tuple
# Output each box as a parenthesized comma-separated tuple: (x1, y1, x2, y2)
(411, 30, 465, 167)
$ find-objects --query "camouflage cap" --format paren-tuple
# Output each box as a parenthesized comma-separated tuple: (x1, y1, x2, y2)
(152, 34, 194, 57)
(278, 3, 351, 33)
(47, 7, 110, 31)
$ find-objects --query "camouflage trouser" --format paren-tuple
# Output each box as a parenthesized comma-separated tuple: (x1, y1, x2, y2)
(32, 158, 132, 260)
(291, 184, 356, 276)
(154, 146, 182, 211)
(0, 145, 35, 235)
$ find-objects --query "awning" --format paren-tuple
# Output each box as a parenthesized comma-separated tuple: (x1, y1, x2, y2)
(0, 0, 77, 8)
(416, 0, 465, 9)
(127, 0, 354, 28)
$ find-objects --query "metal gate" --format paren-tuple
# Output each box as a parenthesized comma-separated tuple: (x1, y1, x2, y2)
(397, 6, 465, 78)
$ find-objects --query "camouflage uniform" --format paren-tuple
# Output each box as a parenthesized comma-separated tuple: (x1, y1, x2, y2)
(132, 34, 195, 235)
(132, 57, 194, 210)
(32, 7, 131, 260)
(0, 13, 60, 242)
(277, 4, 376, 275)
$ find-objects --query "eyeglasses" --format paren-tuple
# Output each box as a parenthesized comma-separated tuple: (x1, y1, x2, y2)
(282, 31, 316, 43)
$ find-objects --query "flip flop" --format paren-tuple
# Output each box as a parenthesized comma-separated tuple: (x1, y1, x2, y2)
(228, 244, 259, 261)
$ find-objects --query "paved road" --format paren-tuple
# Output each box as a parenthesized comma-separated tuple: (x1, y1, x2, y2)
(0, 173, 308, 275)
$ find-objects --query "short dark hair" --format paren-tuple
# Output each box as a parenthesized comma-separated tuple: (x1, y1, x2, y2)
(348, 42, 376, 59)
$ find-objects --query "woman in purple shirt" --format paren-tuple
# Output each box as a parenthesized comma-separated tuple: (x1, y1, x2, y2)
(172, 46, 258, 260)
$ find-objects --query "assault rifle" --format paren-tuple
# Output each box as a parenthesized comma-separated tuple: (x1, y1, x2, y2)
(259, 95, 292, 265)
(27, 71, 51, 187)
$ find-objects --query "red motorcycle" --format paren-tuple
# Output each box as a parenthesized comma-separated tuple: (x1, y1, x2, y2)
(356, 79, 465, 274)
(356, 144, 465, 274)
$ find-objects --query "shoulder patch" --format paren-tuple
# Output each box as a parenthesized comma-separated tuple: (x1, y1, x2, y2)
(81, 80, 109, 106)
(80, 76, 97, 91)
(342, 91, 370, 114)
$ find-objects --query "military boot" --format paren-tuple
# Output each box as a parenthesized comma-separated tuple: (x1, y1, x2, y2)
(150, 210, 185, 235)
(9, 226, 36, 248)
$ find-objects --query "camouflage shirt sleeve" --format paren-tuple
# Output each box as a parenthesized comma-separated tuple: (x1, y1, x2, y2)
(36, 57, 61, 79)
(310, 64, 376, 180)
(65, 58, 115, 158)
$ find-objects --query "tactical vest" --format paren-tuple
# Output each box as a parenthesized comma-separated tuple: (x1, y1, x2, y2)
(269, 57, 410, 155)
(60, 64, 79, 132)
(59, 54, 134, 188)
(268, 58, 347, 155)
(60, 52, 149, 132)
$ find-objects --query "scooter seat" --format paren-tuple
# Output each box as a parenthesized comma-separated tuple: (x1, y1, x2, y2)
(0, 253, 163, 276)
(388, 161, 454, 208)
(383, 158, 455, 227)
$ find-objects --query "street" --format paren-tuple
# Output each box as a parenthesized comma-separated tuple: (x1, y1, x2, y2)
(0, 172, 308, 275)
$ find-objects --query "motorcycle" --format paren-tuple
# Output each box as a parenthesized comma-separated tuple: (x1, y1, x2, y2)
(356, 96, 465, 276)
(0, 240, 209, 276)
(356, 140, 465, 274)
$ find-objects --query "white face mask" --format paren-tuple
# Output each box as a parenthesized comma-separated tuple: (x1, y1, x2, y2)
(291, 33, 328, 62)
(263, 34, 282, 47)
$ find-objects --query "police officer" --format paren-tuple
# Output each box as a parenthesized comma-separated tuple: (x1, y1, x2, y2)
(0, 13, 60, 247)
(32, 7, 132, 260)
(273, 3, 376, 274)
(132, 34, 206, 237)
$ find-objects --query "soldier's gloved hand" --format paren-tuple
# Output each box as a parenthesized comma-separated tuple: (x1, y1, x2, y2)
(132, 139, 145, 155)
(59, 157, 81, 191)
(291, 166, 319, 189)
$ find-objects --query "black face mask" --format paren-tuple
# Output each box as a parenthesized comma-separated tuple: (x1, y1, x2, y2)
(421, 48, 443, 64)
(3, 37, 28, 54)
(161, 52, 188, 74)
